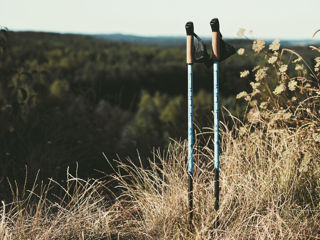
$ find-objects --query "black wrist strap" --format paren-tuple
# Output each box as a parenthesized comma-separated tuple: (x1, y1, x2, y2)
(187, 27, 236, 66)
(192, 33, 211, 64)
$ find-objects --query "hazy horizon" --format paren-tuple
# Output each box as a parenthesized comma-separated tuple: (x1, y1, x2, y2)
(1, 0, 320, 40)
(7, 30, 320, 42)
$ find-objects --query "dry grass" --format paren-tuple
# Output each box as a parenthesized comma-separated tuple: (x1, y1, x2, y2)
(1, 119, 319, 239)
(108, 120, 320, 239)
(0, 168, 120, 239)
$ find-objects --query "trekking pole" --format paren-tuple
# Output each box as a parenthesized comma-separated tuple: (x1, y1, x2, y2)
(185, 21, 194, 225)
(211, 18, 221, 225)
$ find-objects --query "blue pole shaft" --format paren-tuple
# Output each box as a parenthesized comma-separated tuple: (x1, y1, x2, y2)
(213, 61, 219, 170)
(188, 64, 193, 174)
(213, 61, 220, 212)
(187, 63, 193, 223)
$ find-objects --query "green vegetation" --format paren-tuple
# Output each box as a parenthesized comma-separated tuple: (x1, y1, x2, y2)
(1, 29, 320, 239)
(0, 31, 255, 190)
(0, 30, 318, 196)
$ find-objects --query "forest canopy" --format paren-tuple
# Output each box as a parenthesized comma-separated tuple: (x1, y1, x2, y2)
(0, 31, 317, 198)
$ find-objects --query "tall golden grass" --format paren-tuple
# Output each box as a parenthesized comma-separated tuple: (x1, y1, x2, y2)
(1, 39, 320, 239)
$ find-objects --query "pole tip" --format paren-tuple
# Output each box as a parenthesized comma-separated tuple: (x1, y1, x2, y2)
(210, 18, 220, 32)
(185, 21, 194, 36)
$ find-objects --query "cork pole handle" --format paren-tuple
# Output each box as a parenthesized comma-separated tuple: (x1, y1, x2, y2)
(185, 22, 194, 64)
(210, 18, 220, 61)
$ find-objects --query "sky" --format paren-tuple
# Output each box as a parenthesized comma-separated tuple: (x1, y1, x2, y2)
(1, 0, 320, 40)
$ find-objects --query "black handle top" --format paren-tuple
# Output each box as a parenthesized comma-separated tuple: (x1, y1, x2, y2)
(185, 22, 194, 36)
(210, 18, 219, 32)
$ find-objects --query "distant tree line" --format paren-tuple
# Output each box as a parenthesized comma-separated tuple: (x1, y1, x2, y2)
(0, 31, 316, 199)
